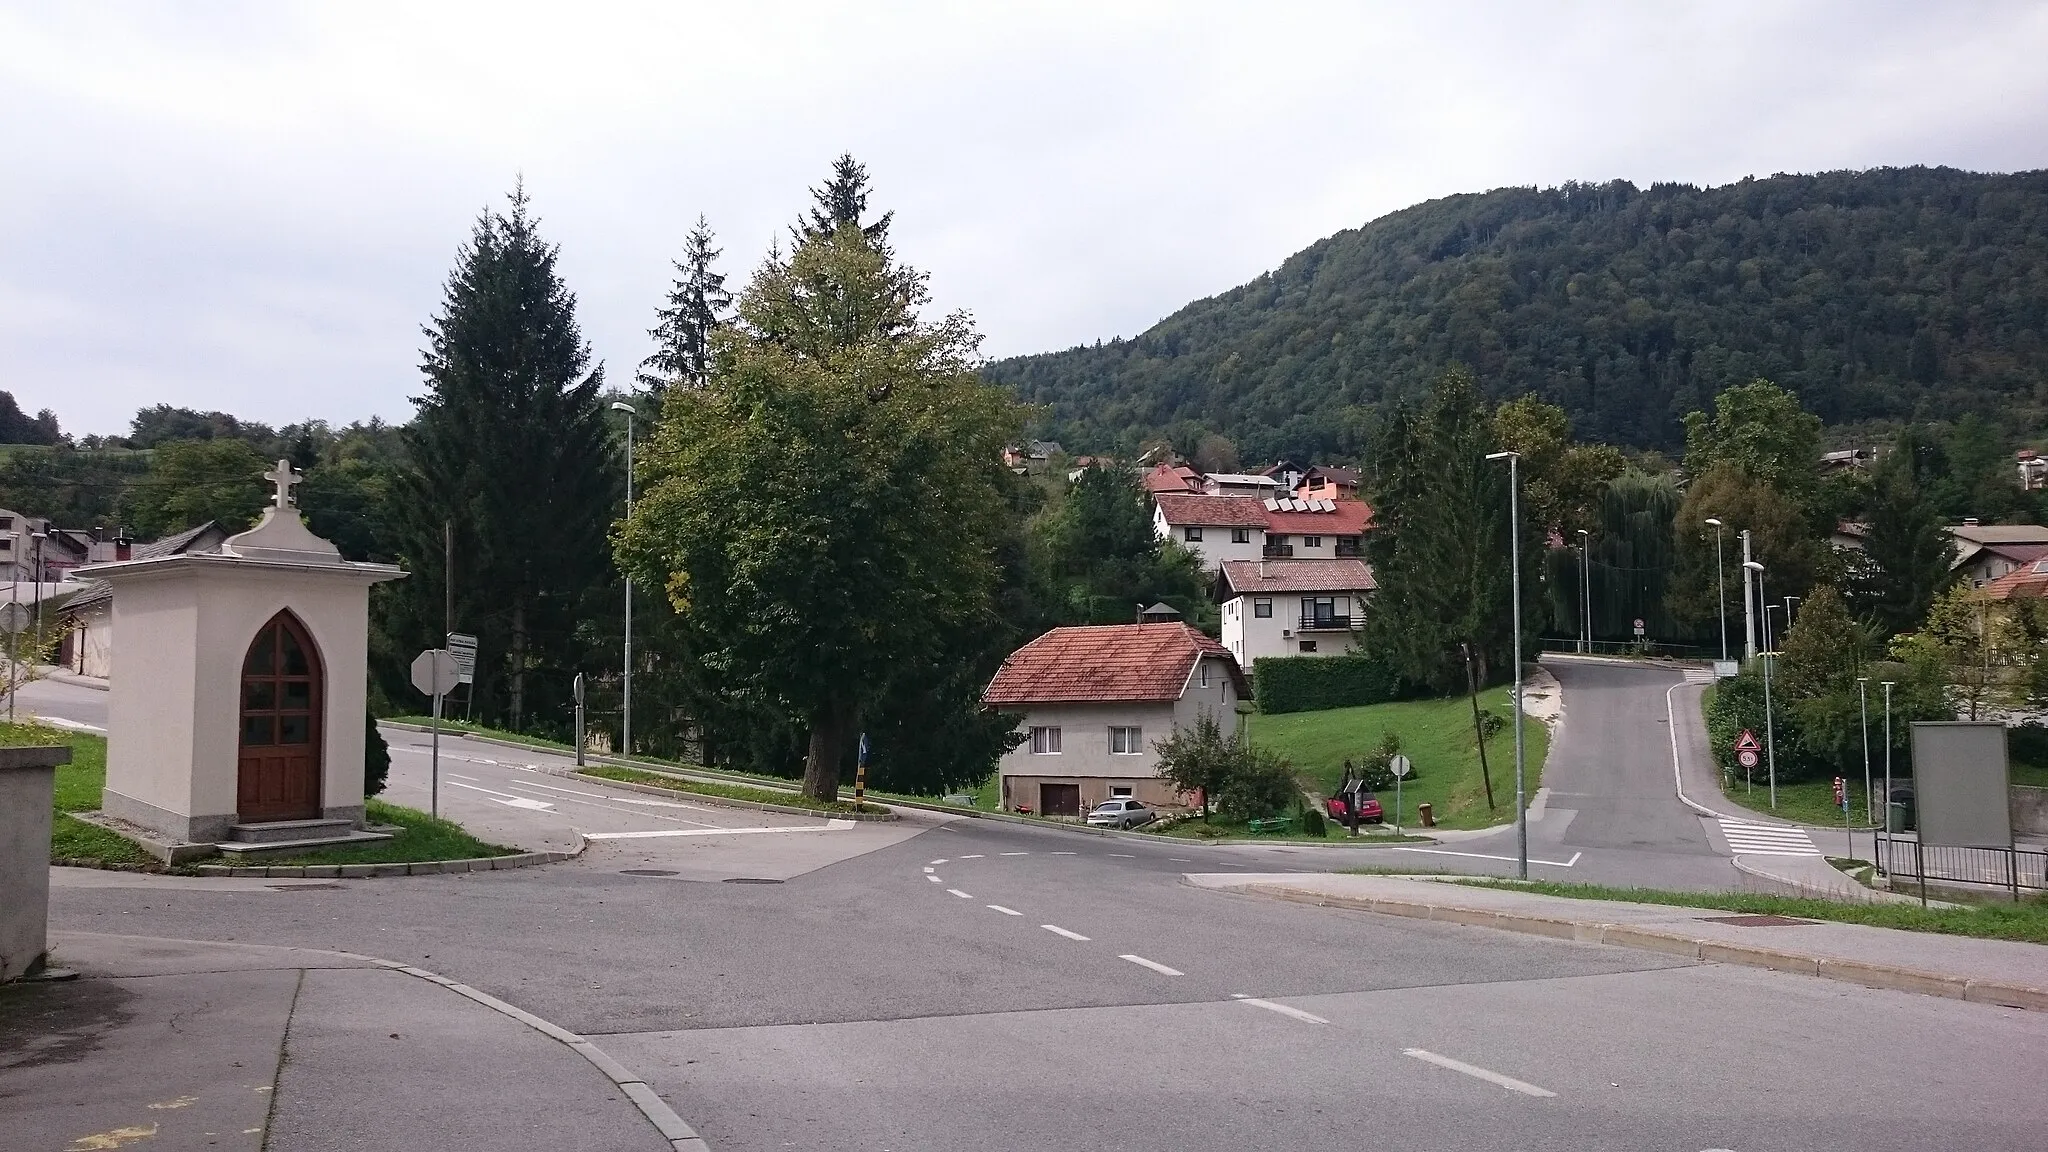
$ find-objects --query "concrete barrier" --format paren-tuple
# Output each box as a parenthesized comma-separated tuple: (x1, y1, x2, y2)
(2013, 786, 2048, 838)
(1, 744, 71, 981)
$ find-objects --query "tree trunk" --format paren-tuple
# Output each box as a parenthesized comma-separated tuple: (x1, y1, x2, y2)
(510, 597, 527, 732)
(802, 698, 858, 802)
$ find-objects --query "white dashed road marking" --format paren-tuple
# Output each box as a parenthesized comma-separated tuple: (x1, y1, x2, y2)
(926, 875, 943, 883)
(1107, 853, 1134, 858)
(929, 859, 948, 865)
(1000, 851, 1029, 856)
(1231, 995, 1328, 1025)
(1120, 954, 1184, 977)
(1041, 925, 1090, 941)
(1049, 851, 1076, 855)
(1403, 1049, 1556, 1098)
(986, 905, 1022, 916)
(959, 854, 985, 859)
(922, 867, 935, 873)
(947, 889, 974, 899)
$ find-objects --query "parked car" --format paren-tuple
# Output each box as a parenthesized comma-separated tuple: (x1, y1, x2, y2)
(1325, 792, 1384, 825)
(1086, 799, 1157, 829)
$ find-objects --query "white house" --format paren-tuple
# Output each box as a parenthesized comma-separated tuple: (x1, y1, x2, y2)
(1153, 494, 1269, 571)
(1218, 558, 1377, 668)
(1201, 472, 1282, 498)
(58, 523, 230, 680)
(983, 623, 1244, 816)
(1947, 521, 2048, 588)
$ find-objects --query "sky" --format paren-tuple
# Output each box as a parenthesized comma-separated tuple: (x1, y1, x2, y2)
(5, 1, 2048, 438)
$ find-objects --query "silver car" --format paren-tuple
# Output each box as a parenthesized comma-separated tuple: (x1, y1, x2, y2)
(1086, 799, 1156, 829)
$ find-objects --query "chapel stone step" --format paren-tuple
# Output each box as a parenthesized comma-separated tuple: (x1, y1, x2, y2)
(214, 829, 394, 857)
(226, 818, 355, 844)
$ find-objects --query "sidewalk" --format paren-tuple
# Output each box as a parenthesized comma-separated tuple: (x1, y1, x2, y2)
(1189, 872, 2048, 1009)
(1, 932, 703, 1151)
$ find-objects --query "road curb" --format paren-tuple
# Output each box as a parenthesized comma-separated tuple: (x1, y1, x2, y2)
(567, 770, 898, 821)
(189, 838, 587, 879)
(369, 956, 708, 1150)
(1225, 881, 2048, 1012)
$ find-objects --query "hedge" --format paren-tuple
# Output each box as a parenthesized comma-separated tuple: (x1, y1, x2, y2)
(1251, 653, 1405, 715)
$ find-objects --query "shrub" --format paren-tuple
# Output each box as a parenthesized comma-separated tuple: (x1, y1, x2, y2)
(1358, 730, 1404, 791)
(1217, 746, 1302, 819)
(1299, 804, 1327, 837)
(1251, 653, 1406, 714)
(364, 712, 390, 797)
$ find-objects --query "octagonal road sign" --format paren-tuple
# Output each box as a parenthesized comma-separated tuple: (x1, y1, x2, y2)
(1389, 754, 1413, 779)
(410, 648, 461, 698)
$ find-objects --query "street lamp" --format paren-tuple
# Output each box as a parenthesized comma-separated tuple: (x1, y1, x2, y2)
(610, 400, 638, 756)
(31, 529, 46, 665)
(1744, 560, 1778, 809)
(1576, 528, 1591, 653)
(1485, 449, 1528, 880)
(1704, 518, 1727, 665)
(1881, 680, 1896, 871)
(1784, 595, 1800, 630)
(1857, 677, 1872, 829)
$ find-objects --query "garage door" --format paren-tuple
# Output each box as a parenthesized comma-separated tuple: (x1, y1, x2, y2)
(1039, 782, 1080, 817)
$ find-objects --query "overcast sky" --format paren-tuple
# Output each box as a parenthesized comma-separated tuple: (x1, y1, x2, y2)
(5, 1, 2047, 438)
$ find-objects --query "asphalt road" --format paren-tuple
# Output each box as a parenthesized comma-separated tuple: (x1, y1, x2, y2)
(52, 809, 2048, 1151)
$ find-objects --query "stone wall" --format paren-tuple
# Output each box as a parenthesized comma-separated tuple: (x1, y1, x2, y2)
(2013, 785, 2048, 838)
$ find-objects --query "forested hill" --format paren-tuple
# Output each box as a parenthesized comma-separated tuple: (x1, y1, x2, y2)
(985, 167, 2048, 460)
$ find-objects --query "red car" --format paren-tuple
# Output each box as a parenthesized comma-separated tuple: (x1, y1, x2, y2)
(1326, 793, 1384, 824)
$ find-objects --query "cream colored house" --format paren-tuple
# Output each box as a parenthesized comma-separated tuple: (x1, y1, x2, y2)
(1218, 558, 1376, 669)
(983, 623, 1244, 816)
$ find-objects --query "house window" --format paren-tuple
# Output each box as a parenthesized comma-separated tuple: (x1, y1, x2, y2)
(1109, 726, 1143, 754)
(1030, 726, 1062, 754)
(1299, 640, 1319, 653)
(1231, 527, 1251, 543)
(1200, 661, 1211, 688)
(1253, 597, 1272, 618)
(1110, 785, 1134, 798)
(1303, 535, 1322, 548)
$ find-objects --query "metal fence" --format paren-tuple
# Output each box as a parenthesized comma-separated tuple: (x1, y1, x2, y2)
(1874, 837, 2047, 903)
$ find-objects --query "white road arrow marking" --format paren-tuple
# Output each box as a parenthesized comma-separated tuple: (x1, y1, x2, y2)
(495, 796, 555, 811)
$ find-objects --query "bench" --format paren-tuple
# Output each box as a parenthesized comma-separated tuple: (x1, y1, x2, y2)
(1246, 816, 1292, 834)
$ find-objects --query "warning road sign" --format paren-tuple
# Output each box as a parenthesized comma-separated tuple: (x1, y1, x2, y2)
(1735, 729, 1762, 753)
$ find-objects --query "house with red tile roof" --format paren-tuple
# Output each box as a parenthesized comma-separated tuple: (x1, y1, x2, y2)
(982, 623, 1244, 816)
(1981, 558, 2048, 602)
(1142, 462, 1203, 496)
(1217, 558, 1376, 668)
(1153, 493, 1373, 571)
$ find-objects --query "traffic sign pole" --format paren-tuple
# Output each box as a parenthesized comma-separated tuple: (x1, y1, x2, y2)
(411, 649, 461, 821)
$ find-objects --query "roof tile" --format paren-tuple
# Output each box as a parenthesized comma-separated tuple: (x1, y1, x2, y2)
(1219, 559, 1377, 595)
(983, 623, 1242, 705)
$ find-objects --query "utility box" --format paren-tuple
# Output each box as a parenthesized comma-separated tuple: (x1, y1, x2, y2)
(1, 744, 71, 981)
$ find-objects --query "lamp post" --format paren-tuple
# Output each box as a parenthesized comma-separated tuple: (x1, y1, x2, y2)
(1857, 676, 1872, 833)
(1486, 449, 1528, 880)
(1705, 518, 1727, 665)
(1576, 528, 1591, 652)
(610, 400, 637, 756)
(1785, 595, 1800, 630)
(1745, 560, 1778, 809)
(1881, 680, 1896, 872)
(31, 529, 46, 664)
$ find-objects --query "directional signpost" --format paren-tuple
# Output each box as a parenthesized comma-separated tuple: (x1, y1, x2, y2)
(446, 632, 478, 721)
(1735, 729, 1762, 793)
(411, 648, 461, 818)
(1390, 754, 1413, 835)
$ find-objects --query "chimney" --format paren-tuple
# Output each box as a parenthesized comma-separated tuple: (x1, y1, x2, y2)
(114, 535, 131, 561)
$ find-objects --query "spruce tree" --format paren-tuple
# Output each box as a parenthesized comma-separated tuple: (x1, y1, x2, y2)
(638, 215, 731, 395)
(1863, 444, 1955, 635)
(389, 183, 618, 732)
(794, 152, 893, 247)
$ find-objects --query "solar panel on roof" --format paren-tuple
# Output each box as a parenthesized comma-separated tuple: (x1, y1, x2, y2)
(1265, 498, 1280, 511)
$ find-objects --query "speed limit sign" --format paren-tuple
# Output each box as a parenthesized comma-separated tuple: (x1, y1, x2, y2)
(1736, 748, 1760, 769)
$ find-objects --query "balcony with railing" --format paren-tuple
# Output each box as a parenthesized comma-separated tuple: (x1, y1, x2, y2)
(1262, 544, 1294, 558)
(1297, 614, 1354, 632)
(1334, 538, 1362, 558)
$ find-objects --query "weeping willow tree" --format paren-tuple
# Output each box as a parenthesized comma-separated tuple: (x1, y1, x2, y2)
(1547, 471, 1682, 644)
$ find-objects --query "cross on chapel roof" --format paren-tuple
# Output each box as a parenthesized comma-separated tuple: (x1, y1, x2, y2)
(265, 459, 301, 510)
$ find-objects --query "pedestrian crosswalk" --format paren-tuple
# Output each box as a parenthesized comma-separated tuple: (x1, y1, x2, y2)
(1717, 818, 1820, 856)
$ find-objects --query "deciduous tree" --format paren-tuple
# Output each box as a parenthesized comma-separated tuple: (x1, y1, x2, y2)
(618, 210, 1020, 802)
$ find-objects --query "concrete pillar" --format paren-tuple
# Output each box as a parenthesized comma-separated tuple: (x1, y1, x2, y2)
(1, 744, 70, 982)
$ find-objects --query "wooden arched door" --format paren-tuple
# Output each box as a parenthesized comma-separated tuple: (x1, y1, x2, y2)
(237, 611, 324, 822)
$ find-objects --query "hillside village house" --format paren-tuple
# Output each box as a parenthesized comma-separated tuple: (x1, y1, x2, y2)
(1948, 521, 2048, 587)
(1142, 462, 1203, 496)
(1154, 492, 1370, 572)
(1218, 558, 1376, 667)
(1294, 465, 1361, 502)
(1200, 472, 1282, 498)
(0, 509, 92, 584)
(58, 522, 230, 679)
(983, 623, 1243, 817)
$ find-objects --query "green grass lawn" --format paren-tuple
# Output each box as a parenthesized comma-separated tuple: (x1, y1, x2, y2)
(2, 721, 157, 867)
(262, 798, 516, 866)
(580, 765, 888, 815)
(1720, 774, 1881, 828)
(1455, 878, 2048, 945)
(1244, 686, 1548, 830)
